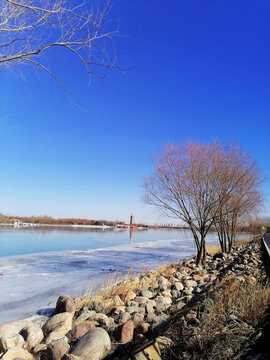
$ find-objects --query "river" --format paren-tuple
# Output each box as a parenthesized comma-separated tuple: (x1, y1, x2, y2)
(0, 227, 238, 324)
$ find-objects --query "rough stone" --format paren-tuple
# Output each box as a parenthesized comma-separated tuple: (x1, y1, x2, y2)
(132, 313, 144, 325)
(123, 291, 136, 304)
(118, 312, 131, 324)
(70, 321, 96, 341)
(42, 312, 73, 337)
(158, 277, 169, 291)
(0, 334, 25, 353)
(141, 291, 153, 298)
(33, 343, 47, 353)
(116, 320, 134, 344)
(0, 320, 41, 343)
(156, 302, 166, 312)
(155, 296, 172, 309)
(19, 324, 44, 350)
(113, 306, 126, 315)
(73, 311, 96, 326)
(162, 290, 172, 297)
(147, 299, 156, 307)
(88, 313, 107, 322)
(71, 328, 111, 360)
(145, 303, 155, 314)
(184, 280, 197, 288)
(0, 320, 43, 351)
(45, 331, 68, 345)
(41, 340, 70, 360)
(176, 301, 185, 310)
(146, 313, 156, 322)
(55, 295, 81, 314)
(184, 287, 194, 295)
(101, 317, 115, 331)
(125, 306, 145, 315)
(0, 348, 34, 360)
(174, 282, 184, 292)
(134, 297, 149, 305)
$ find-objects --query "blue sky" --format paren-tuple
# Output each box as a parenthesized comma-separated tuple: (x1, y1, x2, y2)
(0, 0, 269, 224)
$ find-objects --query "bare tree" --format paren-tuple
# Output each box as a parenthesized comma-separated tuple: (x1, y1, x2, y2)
(144, 142, 262, 263)
(144, 142, 229, 264)
(213, 146, 262, 253)
(0, 0, 116, 92)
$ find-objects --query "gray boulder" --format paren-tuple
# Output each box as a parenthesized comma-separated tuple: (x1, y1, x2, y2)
(55, 295, 81, 314)
(71, 328, 111, 360)
(42, 313, 73, 337)
(41, 339, 70, 360)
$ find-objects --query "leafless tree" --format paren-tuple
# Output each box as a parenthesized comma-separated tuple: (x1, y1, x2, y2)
(213, 145, 262, 253)
(144, 142, 229, 264)
(144, 142, 262, 263)
(0, 0, 116, 92)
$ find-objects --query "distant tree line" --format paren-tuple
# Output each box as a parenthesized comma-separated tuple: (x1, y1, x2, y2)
(238, 217, 270, 234)
(3, 216, 125, 227)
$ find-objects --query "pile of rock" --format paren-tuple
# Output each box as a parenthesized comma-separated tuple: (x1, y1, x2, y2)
(0, 239, 263, 360)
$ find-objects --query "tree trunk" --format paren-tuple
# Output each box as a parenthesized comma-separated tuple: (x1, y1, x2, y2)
(196, 236, 206, 264)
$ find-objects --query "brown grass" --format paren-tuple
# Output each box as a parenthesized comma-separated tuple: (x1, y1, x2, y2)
(207, 236, 252, 255)
(165, 277, 270, 360)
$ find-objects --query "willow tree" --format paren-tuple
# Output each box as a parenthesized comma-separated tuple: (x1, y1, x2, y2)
(144, 142, 262, 263)
(0, 0, 116, 91)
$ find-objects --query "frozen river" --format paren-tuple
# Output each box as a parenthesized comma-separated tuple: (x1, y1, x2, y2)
(0, 227, 231, 324)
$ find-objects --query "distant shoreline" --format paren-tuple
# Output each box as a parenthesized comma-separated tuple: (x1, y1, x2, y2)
(0, 222, 112, 229)
(0, 222, 188, 230)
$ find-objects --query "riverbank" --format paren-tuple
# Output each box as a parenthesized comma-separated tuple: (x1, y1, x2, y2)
(0, 236, 268, 360)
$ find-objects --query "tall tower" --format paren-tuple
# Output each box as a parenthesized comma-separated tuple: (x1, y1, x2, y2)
(130, 211, 134, 226)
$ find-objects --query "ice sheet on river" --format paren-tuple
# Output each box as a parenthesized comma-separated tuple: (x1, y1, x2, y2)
(0, 238, 198, 323)
(4, 227, 243, 324)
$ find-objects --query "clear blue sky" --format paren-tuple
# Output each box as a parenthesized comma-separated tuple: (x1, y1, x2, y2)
(0, 0, 269, 224)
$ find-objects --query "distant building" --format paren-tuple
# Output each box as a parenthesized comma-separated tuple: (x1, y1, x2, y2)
(130, 211, 134, 226)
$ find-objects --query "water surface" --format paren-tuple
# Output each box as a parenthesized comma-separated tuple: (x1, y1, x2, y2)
(0, 226, 192, 257)
(0, 227, 239, 324)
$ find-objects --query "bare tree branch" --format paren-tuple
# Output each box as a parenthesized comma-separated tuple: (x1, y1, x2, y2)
(0, 0, 117, 92)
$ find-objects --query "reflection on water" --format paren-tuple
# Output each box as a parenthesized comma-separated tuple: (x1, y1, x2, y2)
(0, 226, 196, 258)
(130, 228, 134, 245)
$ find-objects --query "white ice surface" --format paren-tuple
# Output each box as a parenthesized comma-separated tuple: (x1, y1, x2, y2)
(0, 232, 244, 324)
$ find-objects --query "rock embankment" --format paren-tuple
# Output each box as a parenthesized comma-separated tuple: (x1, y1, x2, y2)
(0, 238, 264, 360)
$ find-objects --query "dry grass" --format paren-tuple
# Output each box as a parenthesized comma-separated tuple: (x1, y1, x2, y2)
(81, 269, 136, 309)
(207, 236, 252, 255)
(165, 276, 270, 360)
